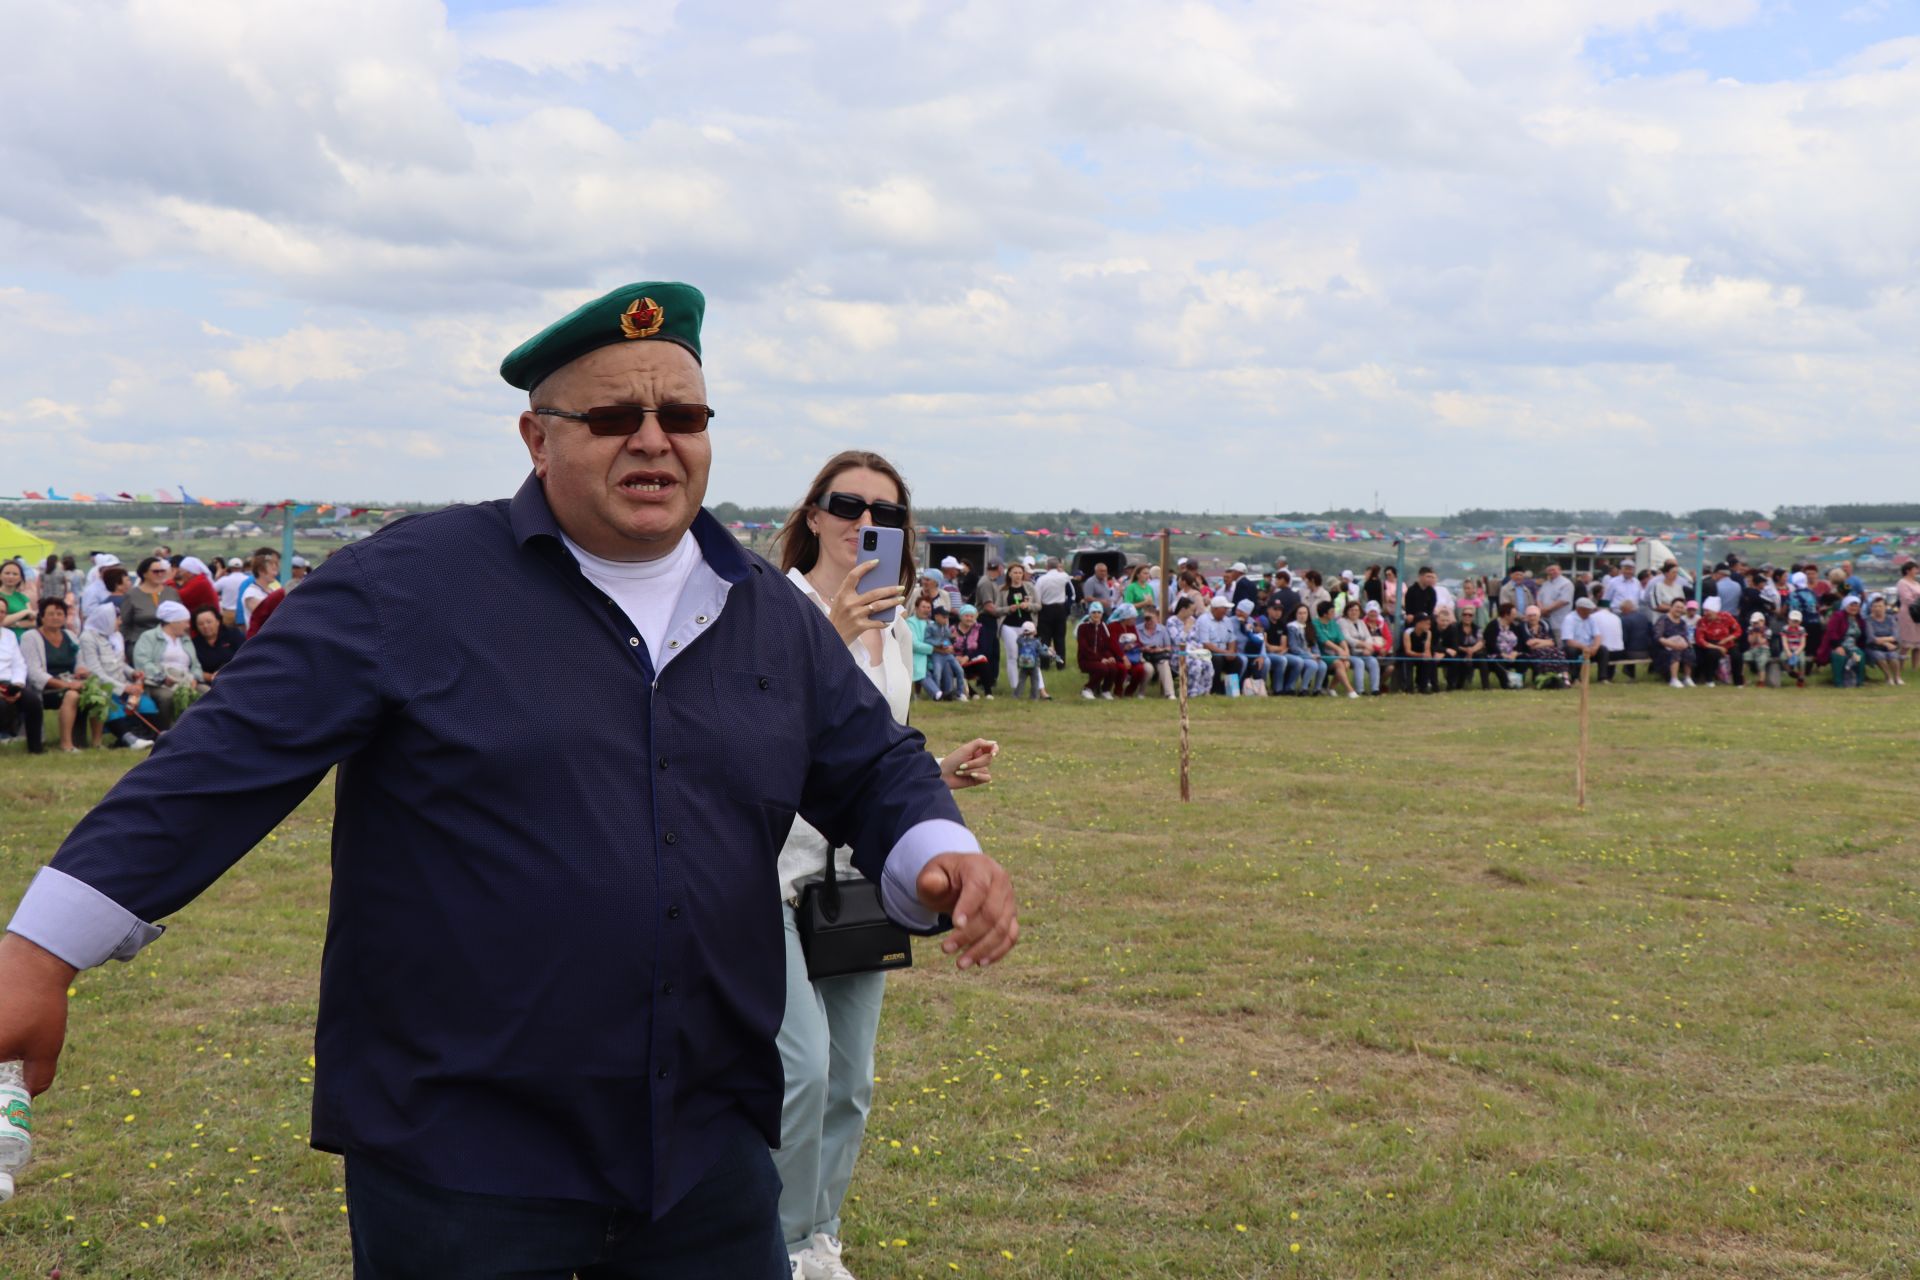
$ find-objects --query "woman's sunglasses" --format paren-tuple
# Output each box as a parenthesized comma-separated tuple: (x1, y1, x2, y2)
(532, 404, 715, 436)
(817, 491, 908, 528)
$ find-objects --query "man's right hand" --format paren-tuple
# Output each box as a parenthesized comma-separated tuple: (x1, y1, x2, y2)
(0, 932, 77, 1095)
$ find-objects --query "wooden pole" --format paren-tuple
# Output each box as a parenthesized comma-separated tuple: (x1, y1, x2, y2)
(1177, 648, 1192, 802)
(1575, 655, 1592, 810)
(1158, 527, 1172, 614)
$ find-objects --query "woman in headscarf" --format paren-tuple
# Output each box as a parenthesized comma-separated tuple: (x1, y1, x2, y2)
(133, 599, 206, 725)
(1863, 595, 1903, 685)
(1816, 595, 1871, 687)
(77, 603, 155, 749)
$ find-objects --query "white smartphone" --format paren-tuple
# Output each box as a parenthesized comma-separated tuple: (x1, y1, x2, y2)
(854, 525, 906, 624)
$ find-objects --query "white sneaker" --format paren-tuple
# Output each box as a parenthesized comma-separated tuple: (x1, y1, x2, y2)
(1347, 689, 1359, 699)
(1683, 677, 1696, 687)
(1670, 678, 1684, 688)
(1081, 689, 1096, 699)
(123, 734, 155, 750)
(803, 1234, 857, 1280)
(791, 1254, 809, 1280)
(1100, 691, 1115, 700)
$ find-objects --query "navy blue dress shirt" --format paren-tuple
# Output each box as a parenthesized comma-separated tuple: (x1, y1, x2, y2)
(23, 474, 967, 1216)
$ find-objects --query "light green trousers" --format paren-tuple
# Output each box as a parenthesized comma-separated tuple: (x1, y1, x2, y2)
(772, 904, 888, 1254)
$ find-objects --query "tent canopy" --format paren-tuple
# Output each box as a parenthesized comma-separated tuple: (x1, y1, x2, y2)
(0, 516, 56, 565)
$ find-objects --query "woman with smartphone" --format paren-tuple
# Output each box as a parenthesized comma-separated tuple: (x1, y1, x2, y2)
(772, 451, 997, 1280)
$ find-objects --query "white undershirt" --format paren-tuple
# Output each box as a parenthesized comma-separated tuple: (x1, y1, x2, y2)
(562, 530, 700, 661)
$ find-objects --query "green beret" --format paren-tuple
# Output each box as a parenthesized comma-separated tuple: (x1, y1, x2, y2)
(500, 281, 705, 392)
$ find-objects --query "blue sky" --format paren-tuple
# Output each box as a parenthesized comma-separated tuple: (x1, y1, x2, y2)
(4, 1, 1916, 512)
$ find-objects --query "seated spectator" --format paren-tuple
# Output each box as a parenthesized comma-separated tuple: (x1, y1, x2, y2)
(122, 555, 185, 655)
(1817, 596, 1869, 687)
(1780, 611, 1811, 686)
(1742, 611, 1780, 686)
(1261, 599, 1306, 695)
(20, 598, 87, 752)
(1106, 603, 1149, 698)
(0, 559, 31, 636)
(922, 604, 966, 701)
(1518, 606, 1564, 687)
(1135, 604, 1175, 698)
(1653, 598, 1694, 687)
(0, 617, 44, 754)
(1433, 605, 1472, 692)
(1694, 599, 1742, 687)
(1616, 598, 1654, 680)
(1482, 601, 1524, 688)
(1226, 600, 1269, 694)
(1562, 596, 1611, 683)
(1863, 595, 1903, 685)
(1360, 602, 1395, 690)
(1399, 612, 1437, 694)
(192, 606, 246, 678)
(133, 599, 207, 728)
(1646, 561, 1688, 614)
(76, 603, 156, 749)
(173, 556, 221, 615)
(1165, 596, 1214, 696)
(1313, 600, 1359, 699)
(1338, 602, 1379, 695)
(1281, 604, 1325, 695)
(952, 604, 998, 698)
(1196, 596, 1244, 695)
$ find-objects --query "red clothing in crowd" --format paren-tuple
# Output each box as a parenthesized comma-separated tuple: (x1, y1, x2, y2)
(1076, 618, 1141, 696)
(176, 573, 220, 616)
(1695, 612, 1740, 650)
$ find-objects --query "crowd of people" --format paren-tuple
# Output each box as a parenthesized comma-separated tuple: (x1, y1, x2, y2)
(903, 551, 1920, 703)
(0, 546, 308, 753)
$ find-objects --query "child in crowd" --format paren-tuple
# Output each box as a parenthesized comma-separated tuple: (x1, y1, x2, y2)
(923, 606, 966, 701)
(1743, 612, 1776, 684)
(1780, 611, 1808, 688)
(1013, 621, 1054, 701)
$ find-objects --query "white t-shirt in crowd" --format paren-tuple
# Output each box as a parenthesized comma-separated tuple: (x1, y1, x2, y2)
(1591, 608, 1624, 651)
(215, 574, 247, 613)
(562, 530, 699, 661)
(1034, 568, 1071, 606)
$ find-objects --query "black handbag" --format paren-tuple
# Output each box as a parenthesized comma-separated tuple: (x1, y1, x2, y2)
(795, 856, 913, 982)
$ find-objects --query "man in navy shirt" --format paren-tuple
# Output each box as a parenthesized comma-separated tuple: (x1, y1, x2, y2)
(0, 282, 1017, 1279)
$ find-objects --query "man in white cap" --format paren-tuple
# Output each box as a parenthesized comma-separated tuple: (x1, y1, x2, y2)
(1223, 562, 1258, 612)
(1196, 595, 1243, 693)
(937, 555, 965, 612)
(77, 553, 120, 618)
(1562, 595, 1611, 683)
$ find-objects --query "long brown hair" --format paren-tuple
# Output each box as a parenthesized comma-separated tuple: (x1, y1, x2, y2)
(776, 450, 917, 594)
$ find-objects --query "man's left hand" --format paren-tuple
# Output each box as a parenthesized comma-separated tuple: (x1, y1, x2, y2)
(917, 853, 1018, 971)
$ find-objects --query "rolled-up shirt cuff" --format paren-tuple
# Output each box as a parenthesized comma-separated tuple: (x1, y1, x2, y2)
(880, 818, 980, 933)
(7, 866, 164, 969)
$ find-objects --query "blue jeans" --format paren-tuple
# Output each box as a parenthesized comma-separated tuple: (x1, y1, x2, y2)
(343, 1118, 786, 1279)
(774, 906, 886, 1254)
(1350, 653, 1380, 694)
(922, 654, 963, 699)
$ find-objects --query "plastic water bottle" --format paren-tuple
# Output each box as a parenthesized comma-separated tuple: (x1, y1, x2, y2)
(0, 1060, 30, 1203)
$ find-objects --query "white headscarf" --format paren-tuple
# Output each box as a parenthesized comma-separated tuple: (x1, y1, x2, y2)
(84, 603, 119, 635)
(155, 600, 191, 624)
(179, 556, 210, 578)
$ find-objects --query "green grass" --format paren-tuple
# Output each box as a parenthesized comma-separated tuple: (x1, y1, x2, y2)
(2, 680, 1919, 1277)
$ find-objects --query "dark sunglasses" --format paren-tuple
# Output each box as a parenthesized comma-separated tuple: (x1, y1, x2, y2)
(532, 404, 715, 436)
(817, 491, 908, 528)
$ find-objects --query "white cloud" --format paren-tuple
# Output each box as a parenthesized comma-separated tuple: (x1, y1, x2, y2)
(2, 0, 1916, 509)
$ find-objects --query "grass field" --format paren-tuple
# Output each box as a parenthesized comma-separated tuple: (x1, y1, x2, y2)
(1, 681, 1917, 1278)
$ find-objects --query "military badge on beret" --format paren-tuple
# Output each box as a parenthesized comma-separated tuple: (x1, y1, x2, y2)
(620, 297, 665, 340)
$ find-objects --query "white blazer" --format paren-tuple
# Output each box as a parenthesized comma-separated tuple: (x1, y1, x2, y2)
(776, 567, 916, 902)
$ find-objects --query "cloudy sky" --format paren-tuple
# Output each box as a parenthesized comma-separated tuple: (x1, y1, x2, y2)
(3, 0, 1916, 513)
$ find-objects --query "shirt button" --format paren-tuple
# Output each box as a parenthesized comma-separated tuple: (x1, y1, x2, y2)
(657, 755, 668, 770)
(663, 831, 677, 846)
(668, 639, 680, 649)
(629, 637, 640, 647)
(657, 1067, 669, 1079)
(666, 906, 681, 919)
(662, 982, 675, 995)
(758, 677, 770, 690)
(696, 615, 708, 624)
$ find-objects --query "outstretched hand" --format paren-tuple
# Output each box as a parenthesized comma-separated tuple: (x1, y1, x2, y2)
(916, 853, 1018, 971)
(939, 738, 998, 790)
(0, 932, 77, 1096)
